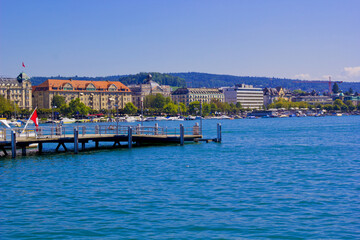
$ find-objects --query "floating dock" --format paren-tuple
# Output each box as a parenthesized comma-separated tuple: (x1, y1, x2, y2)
(0, 123, 222, 158)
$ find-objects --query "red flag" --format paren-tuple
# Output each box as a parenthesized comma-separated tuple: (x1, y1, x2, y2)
(30, 109, 39, 127)
(22, 62, 25, 68)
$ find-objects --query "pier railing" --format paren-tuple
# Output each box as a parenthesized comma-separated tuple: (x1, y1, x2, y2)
(0, 123, 199, 140)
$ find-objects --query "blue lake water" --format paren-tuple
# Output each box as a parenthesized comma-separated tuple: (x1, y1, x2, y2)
(1, 116, 360, 239)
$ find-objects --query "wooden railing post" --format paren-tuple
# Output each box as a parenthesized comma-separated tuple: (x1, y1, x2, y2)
(180, 124, 184, 146)
(74, 128, 79, 154)
(217, 123, 222, 143)
(11, 131, 16, 158)
(128, 127, 132, 149)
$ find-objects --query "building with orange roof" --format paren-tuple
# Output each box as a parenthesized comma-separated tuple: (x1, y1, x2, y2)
(32, 79, 132, 110)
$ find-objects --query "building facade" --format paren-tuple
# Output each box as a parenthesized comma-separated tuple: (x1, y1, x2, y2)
(0, 72, 32, 110)
(128, 74, 171, 108)
(223, 84, 264, 109)
(32, 79, 131, 110)
(171, 88, 224, 106)
(263, 87, 292, 107)
(292, 96, 333, 105)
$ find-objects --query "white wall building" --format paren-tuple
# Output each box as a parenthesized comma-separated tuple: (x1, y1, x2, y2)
(223, 84, 264, 109)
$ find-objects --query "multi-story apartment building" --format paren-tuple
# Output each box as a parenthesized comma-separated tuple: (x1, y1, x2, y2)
(0, 72, 32, 110)
(223, 84, 264, 109)
(171, 88, 224, 106)
(32, 79, 131, 110)
(128, 74, 171, 108)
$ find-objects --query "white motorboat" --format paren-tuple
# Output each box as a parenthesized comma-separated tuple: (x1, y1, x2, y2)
(60, 118, 76, 124)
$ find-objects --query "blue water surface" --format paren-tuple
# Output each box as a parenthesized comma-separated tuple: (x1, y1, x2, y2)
(1, 116, 360, 239)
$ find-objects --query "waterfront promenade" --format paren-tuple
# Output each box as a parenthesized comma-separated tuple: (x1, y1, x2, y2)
(0, 123, 222, 158)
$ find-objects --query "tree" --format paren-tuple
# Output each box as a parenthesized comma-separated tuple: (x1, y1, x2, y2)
(333, 99, 344, 107)
(153, 94, 166, 109)
(0, 96, 18, 118)
(345, 100, 355, 111)
(235, 102, 242, 109)
(178, 103, 187, 114)
(349, 88, 354, 95)
(59, 98, 90, 117)
(189, 101, 200, 115)
(51, 95, 66, 108)
(293, 89, 307, 96)
(69, 98, 90, 116)
(202, 103, 211, 116)
(332, 83, 340, 94)
(123, 102, 137, 115)
(323, 104, 333, 111)
(210, 103, 218, 114)
(163, 102, 178, 115)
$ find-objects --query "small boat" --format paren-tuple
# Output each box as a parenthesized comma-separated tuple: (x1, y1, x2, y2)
(185, 116, 196, 120)
(155, 116, 168, 121)
(145, 117, 156, 122)
(167, 116, 185, 121)
(60, 118, 76, 124)
(125, 116, 137, 122)
(8, 121, 22, 127)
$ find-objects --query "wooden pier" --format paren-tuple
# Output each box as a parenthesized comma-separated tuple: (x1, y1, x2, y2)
(0, 123, 222, 158)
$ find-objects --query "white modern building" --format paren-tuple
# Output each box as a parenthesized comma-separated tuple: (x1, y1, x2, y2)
(223, 84, 264, 109)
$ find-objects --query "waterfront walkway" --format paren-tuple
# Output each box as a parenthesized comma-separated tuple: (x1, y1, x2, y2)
(0, 123, 222, 158)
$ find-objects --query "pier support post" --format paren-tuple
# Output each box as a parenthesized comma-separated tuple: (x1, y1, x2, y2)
(128, 127, 132, 149)
(155, 123, 158, 135)
(180, 124, 184, 146)
(38, 143, 43, 154)
(217, 123, 222, 143)
(82, 142, 86, 151)
(95, 141, 99, 149)
(74, 128, 79, 154)
(22, 146, 26, 156)
(11, 131, 16, 158)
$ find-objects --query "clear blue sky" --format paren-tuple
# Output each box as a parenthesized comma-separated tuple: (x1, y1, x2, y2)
(1, 0, 359, 81)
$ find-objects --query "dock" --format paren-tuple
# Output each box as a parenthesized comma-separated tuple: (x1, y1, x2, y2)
(0, 123, 222, 158)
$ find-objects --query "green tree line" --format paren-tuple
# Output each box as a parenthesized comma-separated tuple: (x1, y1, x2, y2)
(267, 98, 360, 112)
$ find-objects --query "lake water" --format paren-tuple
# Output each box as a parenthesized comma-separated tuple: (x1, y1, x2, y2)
(1, 116, 360, 239)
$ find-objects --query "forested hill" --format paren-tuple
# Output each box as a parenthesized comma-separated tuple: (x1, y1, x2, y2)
(169, 72, 360, 93)
(118, 72, 186, 87)
(30, 72, 360, 93)
(30, 72, 186, 88)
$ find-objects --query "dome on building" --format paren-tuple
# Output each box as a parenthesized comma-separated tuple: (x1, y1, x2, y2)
(17, 72, 30, 83)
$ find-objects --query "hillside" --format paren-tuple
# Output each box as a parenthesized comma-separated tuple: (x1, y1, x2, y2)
(31, 72, 186, 88)
(169, 72, 360, 93)
(30, 72, 360, 93)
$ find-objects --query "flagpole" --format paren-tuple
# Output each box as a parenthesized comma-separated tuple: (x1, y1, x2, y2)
(22, 107, 37, 134)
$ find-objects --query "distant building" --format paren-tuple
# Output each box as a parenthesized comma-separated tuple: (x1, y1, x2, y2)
(171, 88, 224, 106)
(223, 84, 263, 109)
(344, 96, 360, 105)
(32, 79, 131, 110)
(292, 95, 333, 105)
(128, 74, 171, 108)
(263, 87, 292, 107)
(0, 72, 32, 110)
